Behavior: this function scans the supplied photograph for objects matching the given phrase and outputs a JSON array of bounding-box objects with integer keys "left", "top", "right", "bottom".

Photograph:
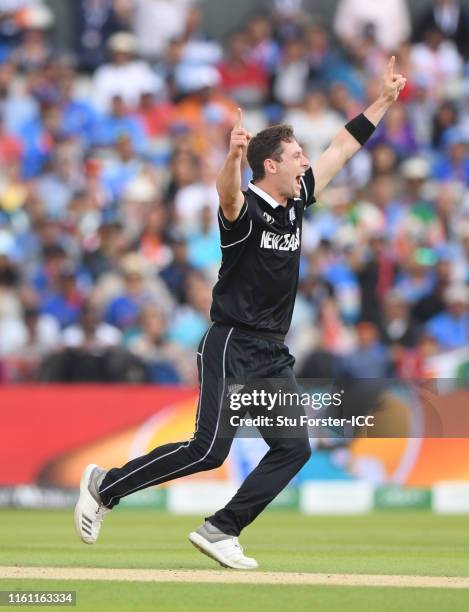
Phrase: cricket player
[{"left": 75, "top": 57, "right": 406, "bottom": 569}]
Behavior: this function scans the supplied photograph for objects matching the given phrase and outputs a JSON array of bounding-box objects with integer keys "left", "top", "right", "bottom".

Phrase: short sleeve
[
  {"left": 218, "top": 199, "right": 249, "bottom": 231},
  {"left": 300, "top": 167, "right": 316, "bottom": 208},
  {"left": 218, "top": 199, "right": 252, "bottom": 249}
]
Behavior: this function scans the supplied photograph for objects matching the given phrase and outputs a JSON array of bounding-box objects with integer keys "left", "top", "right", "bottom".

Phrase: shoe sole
[
  {"left": 188, "top": 532, "right": 257, "bottom": 570},
  {"left": 74, "top": 463, "right": 98, "bottom": 545}
]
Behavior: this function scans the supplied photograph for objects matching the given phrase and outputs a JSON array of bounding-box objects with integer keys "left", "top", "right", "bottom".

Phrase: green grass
[
  {"left": 0, "top": 581, "right": 468, "bottom": 612},
  {"left": 1, "top": 509, "right": 469, "bottom": 611}
]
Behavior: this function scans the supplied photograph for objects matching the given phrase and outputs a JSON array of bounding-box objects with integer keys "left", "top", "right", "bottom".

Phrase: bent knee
[
  {"left": 189, "top": 440, "right": 229, "bottom": 470},
  {"left": 280, "top": 438, "right": 312, "bottom": 464}
]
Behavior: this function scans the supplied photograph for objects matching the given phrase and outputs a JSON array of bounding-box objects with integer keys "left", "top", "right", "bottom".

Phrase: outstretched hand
[
  {"left": 229, "top": 108, "right": 252, "bottom": 158},
  {"left": 382, "top": 56, "right": 406, "bottom": 103}
]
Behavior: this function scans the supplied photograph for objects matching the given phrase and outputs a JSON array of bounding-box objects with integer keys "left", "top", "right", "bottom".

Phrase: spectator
[
  {"left": 73, "top": 0, "right": 131, "bottom": 73},
  {"left": 187, "top": 205, "right": 221, "bottom": 279},
  {"left": 298, "top": 334, "right": 341, "bottom": 378},
  {"left": 351, "top": 232, "right": 395, "bottom": 324},
  {"left": 57, "top": 66, "right": 100, "bottom": 148},
  {"left": 104, "top": 252, "right": 173, "bottom": 332},
  {"left": 285, "top": 89, "right": 344, "bottom": 160},
  {"left": 96, "top": 94, "right": 147, "bottom": 153},
  {"left": 406, "top": 72, "right": 435, "bottom": 147},
  {"left": 128, "top": 302, "right": 194, "bottom": 384},
  {"left": 100, "top": 133, "right": 145, "bottom": 203},
  {"left": 36, "top": 141, "right": 84, "bottom": 220},
  {"left": 0, "top": 231, "right": 22, "bottom": 319},
  {"left": 373, "top": 102, "right": 417, "bottom": 159},
  {"left": 334, "top": 0, "right": 411, "bottom": 52},
  {"left": 432, "top": 127, "right": 469, "bottom": 183},
  {"left": 414, "top": 0, "right": 469, "bottom": 60},
  {"left": 136, "top": 91, "right": 176, "bottom": 139},
  {"left": 410, "top": 27, "right": 463, "bottom": 95},
  {"left": 431, "top": 100, "right": 458, "bottom": 149},
  {"left": 245, "top": 14, "right": 281, "bottom": 74},
  {"left": 218, "top": 31, "right": 268, "bottom": 108},
  {"left": 413, "top": 257, "right": 452, "bottom": 323},
  {"left": 62, "top": 298, "right": 121, "bottom": 349},
  {"left": 132, "top": 0, "right": 190, "bottom": 61},
  {"left": 0, "top": 156, "right": 28, "bottom": 216},
  {"left": 0, "top": 112, "right": 22, "bottom": 165},
  {"left": 173, "top": 64, "right": 235, "bottom": 133},
  {"left": 341, "top": 321, "right": 392, "bottom": 378},
  {"left": 426, "top": 283, "right": 469, "bottom": 349},
  {"left": 366, "top": 174, "right": 405, "bottom": 238},
  {"left": 380, "top": 290, "right": 419, "bottom": 347},
  {"left": 178, "top": 4, "right": 223, "bottom": 69},
  {"left": 82, "top": 218, "right": 127, "bottom": 281},
  {"left": 11, "top": 4, "right": 53, "bottom": 71},
  {"left": 167, "top": 270, "right": 211, "bottom": 349},
  {"left": 135, "top": 199, "right": 171, "bottom": 271},
  {"left": 160, "top": 231, "right": 195, "bottom": 304},
  {"left": 92, "top": 31, "right": 162, "bottom": 113},
  {"left": 272, "top": 38, "right": 309, "bottom": 108},
  {"left": 19, "top": 100, "right": 65, "bottom": 178},
  {"left": 453, "top": 221, "right": 469, "bottom": 283},
  {"left": 174, "top": 154, "right": 219, "bottom": 230},
  {"left": 0, "top": 303, "right": 60, "bottom": 381},
  {"left": 394, "top": 249, "right": 436, "bottom": 305},
  {"left": 39, "top": 262, "right": 85, "bottom": 328},
  {"left": 154, "top": 38, "right": 186, "bottom": 102},
  {"left": 304, "top": 24, "right": 341, "bottom": 89}
]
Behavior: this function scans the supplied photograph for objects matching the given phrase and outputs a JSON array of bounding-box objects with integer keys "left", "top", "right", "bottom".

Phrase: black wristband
[{"left": 344, "top": 113, "right": 376, "bottom": 146}]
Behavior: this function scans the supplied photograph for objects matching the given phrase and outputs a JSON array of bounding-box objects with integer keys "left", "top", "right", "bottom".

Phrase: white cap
[
  {"left": 108, "top": 32, "right": 138, "bottom": 54},
  {"left": 123, "top": 174, "right": 158, "bottom": 203},
  {"left": 444, "top": 284, "right": 469, "bottom": 304},
  {"left": 22, "top": 5, "right": 54, "bottom": 30},
  {"left": 401, "top": 157, "right": 429, "bottom": 180},
  {"left": 175, "top": 65, "right": 220, "bottom": 92}
]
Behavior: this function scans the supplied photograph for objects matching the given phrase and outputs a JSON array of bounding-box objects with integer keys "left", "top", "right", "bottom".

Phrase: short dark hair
[{"left": 246, "top": 124, "right": 295, "bottom": 182}]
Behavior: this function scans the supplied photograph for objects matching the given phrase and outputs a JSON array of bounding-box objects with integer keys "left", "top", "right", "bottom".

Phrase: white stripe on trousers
[{"left": 100, "top": 325, "right": 233, "bottom": 503}]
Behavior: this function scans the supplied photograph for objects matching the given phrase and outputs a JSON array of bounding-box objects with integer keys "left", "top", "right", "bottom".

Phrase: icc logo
[{"left": 263, "top": 212, "right": 274, "bottom": 224}]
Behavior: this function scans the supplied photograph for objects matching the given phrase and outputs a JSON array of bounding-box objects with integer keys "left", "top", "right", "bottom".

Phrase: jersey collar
[{"left": 248, "top": 182, "right": 283, "bottom": 209}]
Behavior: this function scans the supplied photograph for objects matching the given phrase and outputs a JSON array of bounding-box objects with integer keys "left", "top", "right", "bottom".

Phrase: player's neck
[{"left": 251, "top": 180, "right": 288, "bottom": 207}]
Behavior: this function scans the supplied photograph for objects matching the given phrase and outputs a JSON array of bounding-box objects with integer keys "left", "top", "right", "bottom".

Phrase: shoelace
[
  {"left": 95, "top": 504, "right": 110, "bottom": 520},
  {"left": 231, "top": 537, "right": 244, "bottom": 554}
]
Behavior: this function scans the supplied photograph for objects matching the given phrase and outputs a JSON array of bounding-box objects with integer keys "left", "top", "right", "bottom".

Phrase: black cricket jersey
[{"left": 210, "top": 166, "right": 316, "bottom": 336}]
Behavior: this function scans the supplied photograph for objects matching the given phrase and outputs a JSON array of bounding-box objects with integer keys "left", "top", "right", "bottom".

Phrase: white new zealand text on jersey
[{"left": 260, "top": 228, "right": 300, "bottom": 251}]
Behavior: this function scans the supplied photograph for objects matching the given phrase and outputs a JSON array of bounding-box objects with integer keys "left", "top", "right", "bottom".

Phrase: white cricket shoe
[
  {"left": 188, "top": 522, "right": 258, "bottom": 570},
  {"left": 74, "top": 463, "right": 110, "bottom": 544}
]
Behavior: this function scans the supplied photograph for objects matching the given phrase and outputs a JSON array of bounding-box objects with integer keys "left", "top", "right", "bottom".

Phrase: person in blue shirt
[
  {"left": 58, "top": 70, "right": 100, "bottom": 148},
  {"left": 426, "top": 283, "right": 469, "bottom": 350},
  {"left": 95, "top": 94, "right": 147, "bottom": 154},
  {"left": 432, "top": 127, "right": 469, "bottom": 184}
]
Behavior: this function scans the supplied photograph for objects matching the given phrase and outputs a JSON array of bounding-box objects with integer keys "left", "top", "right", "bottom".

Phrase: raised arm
[
  {"left": 312, "top": 56, "right": 406, "bottom": 198},
  {"left": 216, "top": 108, "right": 252, "bottom": 222}
]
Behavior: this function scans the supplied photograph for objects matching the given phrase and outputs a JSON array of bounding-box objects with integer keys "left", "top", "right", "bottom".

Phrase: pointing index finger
[
  {"left": 235, "top": 107, "right": 243, "bottom": 129},
  {"left": 387, "top": 55, "right": 395, "bottom": 79}
]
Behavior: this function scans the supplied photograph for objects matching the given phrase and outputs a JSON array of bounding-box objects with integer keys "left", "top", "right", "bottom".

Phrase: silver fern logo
[{"left": 227, "top": 383, "right": 245, "bottom": 396}]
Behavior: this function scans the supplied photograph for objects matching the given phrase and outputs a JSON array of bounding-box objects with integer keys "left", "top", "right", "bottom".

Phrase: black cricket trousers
[{"left": 98, "top": 323, "right": 312, "bottom": 536}]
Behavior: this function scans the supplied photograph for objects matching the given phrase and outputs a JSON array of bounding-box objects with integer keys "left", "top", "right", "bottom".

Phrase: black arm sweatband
[{"left": 344, "top": 113, "right": 376, "bottom": 146}]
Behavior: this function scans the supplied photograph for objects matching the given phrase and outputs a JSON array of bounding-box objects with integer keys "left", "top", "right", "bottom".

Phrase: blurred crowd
[{"left": 1, "top": 0, "right": 469, "bottom": 384}]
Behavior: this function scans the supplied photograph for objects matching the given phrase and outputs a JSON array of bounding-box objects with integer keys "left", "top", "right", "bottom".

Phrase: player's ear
[{"left": 264, "top": 158, "right": 277, "bottom": 175}]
